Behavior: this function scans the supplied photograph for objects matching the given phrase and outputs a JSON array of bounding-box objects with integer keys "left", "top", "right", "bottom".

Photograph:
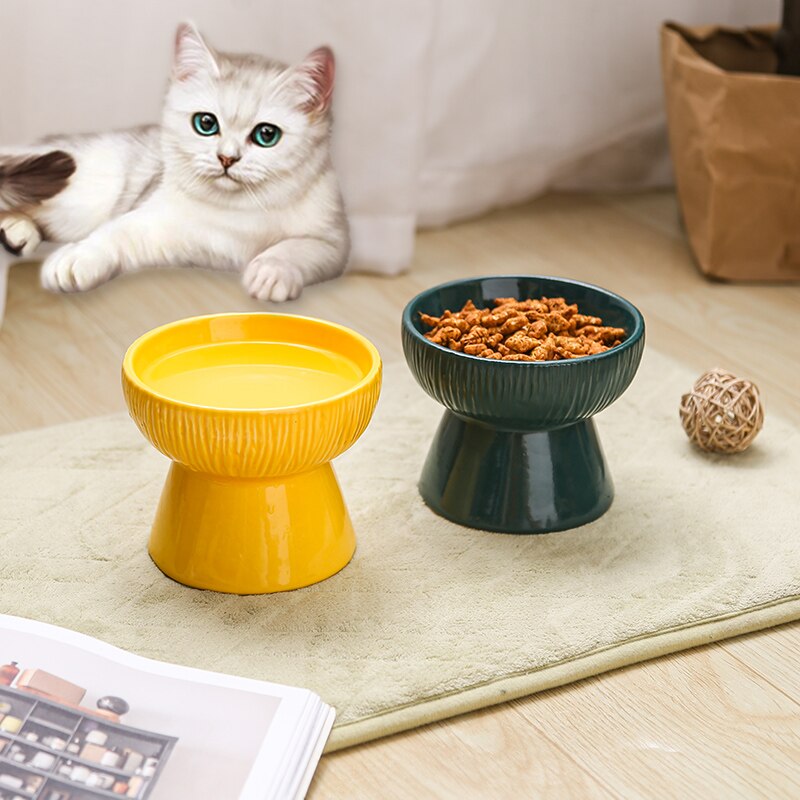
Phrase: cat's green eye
[
  {"left": 251, "top": 122, "right": 282, "bottom": 148},
  {"left": 192, "top": 112, "right": 219, "bottom": 136}
]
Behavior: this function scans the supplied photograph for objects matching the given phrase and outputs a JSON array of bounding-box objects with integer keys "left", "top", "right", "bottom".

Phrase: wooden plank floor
[{"left": 1, "top": 191, "right": 798, "bottom": 798}]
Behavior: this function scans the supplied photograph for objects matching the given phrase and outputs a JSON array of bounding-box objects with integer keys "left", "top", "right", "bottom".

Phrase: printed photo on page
[{"left": 0, "top": 615, "right": 334, "bottom": 800}]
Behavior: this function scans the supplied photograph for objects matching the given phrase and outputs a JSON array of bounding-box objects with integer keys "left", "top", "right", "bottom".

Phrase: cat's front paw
[
  {"left": 0, "top": 213, "right": 41, "bottom": 257},
  {"left": 41, "top": 243, "right": 118, "bottom": 293},
  {"left": 243, "top": 257, "right": 304, "bottom": 302}
]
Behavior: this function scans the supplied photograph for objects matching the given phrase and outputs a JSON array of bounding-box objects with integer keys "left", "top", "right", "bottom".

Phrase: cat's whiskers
[{"left": 242, "top": 182, "right": 271, "bottom": 216}]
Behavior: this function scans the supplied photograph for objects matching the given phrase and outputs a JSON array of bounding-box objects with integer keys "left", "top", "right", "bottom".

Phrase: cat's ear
[
  {"left": 293, "top": 47, "right": 335, "bottom": 116},
  {"left": 173, "top": 22, "right": 220, "bottom": 82}
]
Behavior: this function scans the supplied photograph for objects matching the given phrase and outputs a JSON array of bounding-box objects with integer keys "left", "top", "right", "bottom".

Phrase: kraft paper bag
[{"left": 661, "top": 22, "right": 800, "bottom": 282}]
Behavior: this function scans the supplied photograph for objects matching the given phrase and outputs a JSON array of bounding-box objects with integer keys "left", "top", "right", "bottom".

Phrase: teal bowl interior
[{"left": 402, "top": 275, "right": 646, "bottom": 431}]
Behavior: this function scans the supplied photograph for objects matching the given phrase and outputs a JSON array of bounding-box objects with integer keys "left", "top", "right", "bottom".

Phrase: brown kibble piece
[
  {"left": 477, "top": 348, "right": 501, "bottom": 359},
  {"left": 505, "top": 332, "right": 538, "bottom": 353},
  {"left": 430, "top": 326, "right": 461, "bottom": 344},
  {"left": 577, "top": 325, "right": 627, "bottom": 344},
  {"left": 462, "top": 326, "right": 489, "bottom": 345},
  {"left": 572, "top": 314, "right": 603, "bottom": 327},
  {"left": 499, "top": 315, "right": 528, "bottom": 336},
  {"left": 420, "top": 296, "right": 626, "bottom": 361},
  {"left": 544, "top": 312, "right": 571, "bottom": 334},
  {"left": 532, "top": 337, "right": 558, "bottom": 361},
  {"left": 526, "top": 319, "right": 548, "bottom": 339}
]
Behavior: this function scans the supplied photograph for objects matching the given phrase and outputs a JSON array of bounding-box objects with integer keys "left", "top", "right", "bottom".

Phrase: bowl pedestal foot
[
  {"left": 148, "top": 462, "right": 356, "bottom": 594},
  {"left": 419, "top": 410, "right": 614, "bottom": 534}
]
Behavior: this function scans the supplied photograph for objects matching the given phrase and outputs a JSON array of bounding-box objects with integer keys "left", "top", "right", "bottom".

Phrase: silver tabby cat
[{"left": 0, "top": 23, "right": 349, "bottom": 302}]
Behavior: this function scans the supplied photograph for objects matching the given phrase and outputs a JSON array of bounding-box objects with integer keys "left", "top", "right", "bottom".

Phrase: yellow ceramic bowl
[{"left": 122, "top": 313, "right": 382, "bottom": 594}]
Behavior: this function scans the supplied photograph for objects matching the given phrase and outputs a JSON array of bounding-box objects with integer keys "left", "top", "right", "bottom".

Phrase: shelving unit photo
[{"left": 0, "top": 686, "right": 177, "bottom": 800}]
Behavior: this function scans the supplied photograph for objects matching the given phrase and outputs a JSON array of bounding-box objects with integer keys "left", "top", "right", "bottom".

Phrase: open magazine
[{"left": 0, "top": 615, "right": 333, "bottom": 800}]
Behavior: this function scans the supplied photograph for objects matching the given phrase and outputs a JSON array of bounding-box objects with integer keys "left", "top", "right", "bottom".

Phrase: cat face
[{"left": 162, "top": 24, "right": 334, "bottom": 198}]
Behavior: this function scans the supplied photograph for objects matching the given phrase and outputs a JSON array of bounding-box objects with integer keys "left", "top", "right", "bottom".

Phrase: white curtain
[{"left": 0, "top": 0, "right": 779, "bottom": 278}]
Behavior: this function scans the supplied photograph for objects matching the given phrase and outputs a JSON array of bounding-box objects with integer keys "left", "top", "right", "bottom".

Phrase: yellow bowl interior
[{"left": 125, "top": 313, "right": 379, "bottom": 412}]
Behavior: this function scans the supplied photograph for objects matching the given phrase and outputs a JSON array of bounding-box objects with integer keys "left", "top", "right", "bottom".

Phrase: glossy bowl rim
[
  {"left": 402, "top": 274, "right": 645, "bottom": 367},
  {"left": 122, "top": 312, "right": 382, "bottom": 415}
]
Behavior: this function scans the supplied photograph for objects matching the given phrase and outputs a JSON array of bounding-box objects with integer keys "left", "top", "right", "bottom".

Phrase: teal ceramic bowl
[{"left": 401, "top": 275, "right": 645, "bottom": 534}]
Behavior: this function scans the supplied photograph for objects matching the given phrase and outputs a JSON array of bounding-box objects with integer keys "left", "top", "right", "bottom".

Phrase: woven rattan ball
[{"left": 679, "top": 368, "right": 764, "bottom": 454}]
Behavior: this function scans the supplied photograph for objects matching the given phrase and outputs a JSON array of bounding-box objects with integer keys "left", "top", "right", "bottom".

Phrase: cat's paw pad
[
  {"left": 40, "top": 243, "right": 117, "bottom": 293},
  {"left": 243, "top": 257, "right": 304, "bottom": 302},
  {"left": 0, "top": 214, "right": 41, "bottom": 257}
]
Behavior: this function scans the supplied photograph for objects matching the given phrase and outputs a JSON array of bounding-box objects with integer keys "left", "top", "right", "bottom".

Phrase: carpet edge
[{"left": 325, "top": 594, "right": 800, "bottom": 752}]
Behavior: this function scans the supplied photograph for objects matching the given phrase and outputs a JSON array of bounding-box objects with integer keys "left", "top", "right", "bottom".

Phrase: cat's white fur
[{"left": 0, "top": 24, "right": 349, "bottom": 302}]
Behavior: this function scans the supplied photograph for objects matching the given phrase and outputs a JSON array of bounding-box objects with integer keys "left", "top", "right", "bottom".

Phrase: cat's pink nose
[{"left": 218, "top": 154, "right": 240, "bottom": 170}]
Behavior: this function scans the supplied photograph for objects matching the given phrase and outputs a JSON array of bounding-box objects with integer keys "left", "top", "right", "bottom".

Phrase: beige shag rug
[{"left": 0, "top": 350, "right": 798, "bottom": 751}]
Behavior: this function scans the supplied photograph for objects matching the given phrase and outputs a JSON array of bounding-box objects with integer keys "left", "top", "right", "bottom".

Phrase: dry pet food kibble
[{"left": 420, "top": 296, "right": 626, "bottom": 361}]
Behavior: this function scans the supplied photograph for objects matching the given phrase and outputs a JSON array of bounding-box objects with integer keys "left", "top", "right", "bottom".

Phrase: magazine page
[{"left": 0, "top": 614, "right": 332, "bottom": 800}]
